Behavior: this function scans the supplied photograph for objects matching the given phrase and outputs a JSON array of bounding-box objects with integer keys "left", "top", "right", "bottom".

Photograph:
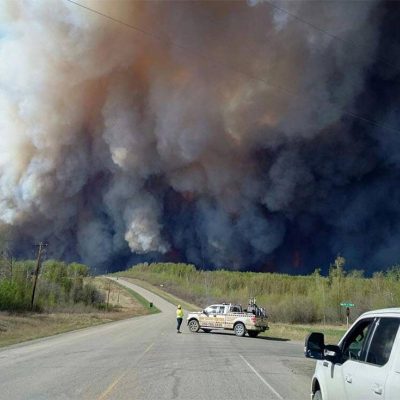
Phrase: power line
[
  {"left": 64, "top": 0, "right": 296, "bottom": 96},
  {"left": 65, "top": 0, "right": 400, "bottom": 135},
  {"left": 65, "top": 0, "right": 187, "bottom": 49},
  {"left": 265, "top": 1, "right": 359, "bottom": 47},
  {"left": 264, "top": 0, "right": 397, "bottom": 71}
]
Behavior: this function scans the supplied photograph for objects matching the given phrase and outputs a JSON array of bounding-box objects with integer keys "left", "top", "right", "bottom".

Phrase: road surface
[{"left": 0, "top": 278, "right": 315, "bottom": 399}]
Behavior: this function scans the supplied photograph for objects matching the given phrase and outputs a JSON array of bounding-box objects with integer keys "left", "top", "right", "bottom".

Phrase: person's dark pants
[{"left": 177, "top": 317, "right": 183, "bottom": 332}]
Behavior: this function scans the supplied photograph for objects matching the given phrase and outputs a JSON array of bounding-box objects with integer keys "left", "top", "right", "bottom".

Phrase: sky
[{"left": 0, "top": 0, "right": 399, "bottom": 274}]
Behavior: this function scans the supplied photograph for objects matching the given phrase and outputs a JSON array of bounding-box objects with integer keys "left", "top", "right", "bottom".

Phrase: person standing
[{"left": 176, "top": 305, "right": 183, "bottom": 333}]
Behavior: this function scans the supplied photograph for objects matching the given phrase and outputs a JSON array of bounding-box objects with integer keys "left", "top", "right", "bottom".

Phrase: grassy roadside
[
  {"left": 117, "top": 277, "right": 199, "bottom": 311},
  {"left": 0, "top": 278, "right": 153, "bottom": 348},
  {"left": 264, "top": 323, "right": 347, "bottom": 344},
  {"left": 0, "top": 270, "right": 347, "bottom": 348},
  {"left": 111, "top": 279, "right": 160, "bottom": 314},
  {"left": 117, "top": 275, "right": 347, "bottom": 343}
]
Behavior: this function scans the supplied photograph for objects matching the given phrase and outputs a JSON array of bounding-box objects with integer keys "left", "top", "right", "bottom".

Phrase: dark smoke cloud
[{"left": 0, "top": 0, "right": 399, "bottom": 274}]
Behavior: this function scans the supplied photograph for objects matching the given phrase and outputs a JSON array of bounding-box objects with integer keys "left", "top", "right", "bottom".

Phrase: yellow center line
[
  {"left": 142, "top": 342, "right": 155, "bottom": 355},
  {"left": 97, "top": 342, "right": 155, "bottom": 400},
  {"left": 97, "top": 373, "right": 127, "bottom": 400}
]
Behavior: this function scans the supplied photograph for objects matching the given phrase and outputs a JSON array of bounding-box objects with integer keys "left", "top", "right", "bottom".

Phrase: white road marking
[{"left": 240, "top": 354, "right": 284, "bottom": 400}]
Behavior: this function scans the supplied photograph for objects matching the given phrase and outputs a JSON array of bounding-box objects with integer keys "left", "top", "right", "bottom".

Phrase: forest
[{"left": 118, "top": 257, "right": 400, "bottom": 324}]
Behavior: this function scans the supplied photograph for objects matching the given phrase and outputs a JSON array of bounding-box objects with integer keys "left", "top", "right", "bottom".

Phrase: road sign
[{"left": 340, "top": 302, "right": 355, "bottom": 307}]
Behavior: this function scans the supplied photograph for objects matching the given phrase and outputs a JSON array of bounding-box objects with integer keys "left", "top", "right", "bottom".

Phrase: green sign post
[{"left": 340, "top": 302, "right": 355, "bottom": 328}]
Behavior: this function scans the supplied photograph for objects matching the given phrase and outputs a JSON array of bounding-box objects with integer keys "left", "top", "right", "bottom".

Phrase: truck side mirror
[
  {"left": 203, "top": 309, "right": 208, "bottom": 315},
  {"left": 324, "top": 345, "right": 342, "bottom": 364},
  {"left": 305, "top": 332, "right": 325, "bottom": 360}
]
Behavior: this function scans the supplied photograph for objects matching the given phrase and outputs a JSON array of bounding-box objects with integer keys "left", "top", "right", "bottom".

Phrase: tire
[
  {"left": 188, "top": 319, "right": 200, "bottom": 333},
  {"left": 202, "top": 329, "right": 211, "bottom": 333},
  {"left": 248, "top": 331, "right": 259, "bottom": 338},
  {"left": 234, "top": 322, "right": 246, "bottom": 337},
  {"left": 313, "top": 390, "right": 322, "bottom": 400}
]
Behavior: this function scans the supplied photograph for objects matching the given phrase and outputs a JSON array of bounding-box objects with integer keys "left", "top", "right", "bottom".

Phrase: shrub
[{"left": 0, "top": 260, "right": 104, "bottom": 312}]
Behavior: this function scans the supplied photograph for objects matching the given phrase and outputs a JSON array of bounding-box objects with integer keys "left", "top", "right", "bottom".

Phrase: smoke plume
[{"left": 0, "top": 0, "right": 399, "bottom": 273}]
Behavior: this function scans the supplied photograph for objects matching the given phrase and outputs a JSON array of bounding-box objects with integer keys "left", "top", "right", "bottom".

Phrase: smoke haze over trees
[{"left": 0, "top": 0, "right": 399, "bottom": 273}]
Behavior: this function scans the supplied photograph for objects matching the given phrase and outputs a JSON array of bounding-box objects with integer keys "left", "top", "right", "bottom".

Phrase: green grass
[
  {"left": 111, "top": 279, "right": 161, "bottom": 314},
  {"left": 0, "top": 277, "right": 156, "bottom": 348},
  {"left": 265, "top": 323, "right": 347, "bottom": 344},
  {"left": 117, "top": 277, "right": 199, "bottom": 312}
]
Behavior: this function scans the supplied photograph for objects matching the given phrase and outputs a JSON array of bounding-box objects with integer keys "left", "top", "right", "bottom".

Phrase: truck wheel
[
  {"left": 188, "top": 319, "right": 200, "bottom": 333},
  {"left": 248, "top": 331, "right": 259, "bottom": 338},
  {"left": 313, "top": 390, "right": 322, "bottom": 400},
  {"left": 234, "top": 322, "right": 246, "bottom": 337}
]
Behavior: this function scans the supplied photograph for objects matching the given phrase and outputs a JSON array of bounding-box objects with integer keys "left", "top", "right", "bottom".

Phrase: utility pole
[
  {"left": 30, "top": 242, "right": 48, "bottom": 311},
  {"left": 106, "top": 280, "right": 111, "bottom": 311},
  {"left": 0, "top": 240, "right": 12, "bottom": 280},
  {"left": 9, "top": 256, "right": 13, "bottom": 281}
]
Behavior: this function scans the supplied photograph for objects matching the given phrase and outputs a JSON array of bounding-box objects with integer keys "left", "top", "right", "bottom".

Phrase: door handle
[
  {"left": 372, "top": 385, "right": 383, "bottom": 395},
  {"left": 323, "top": 361, "right": 329, "bottom": 367},
  {"left": 345, "top": 375, "right": 352, "bottom": 384}
]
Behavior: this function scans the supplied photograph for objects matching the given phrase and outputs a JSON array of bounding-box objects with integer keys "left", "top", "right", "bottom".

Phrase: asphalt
[{"left": 0, "top": 277, "right": 315, "bottom": 400}]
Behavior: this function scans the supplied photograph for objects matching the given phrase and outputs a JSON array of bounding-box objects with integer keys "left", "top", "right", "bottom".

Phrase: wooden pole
[
  {"left": 106, "top": 281, "right": 111, "bottom": 311},
  {"left": 30, "top": 242, "right": 46, "bottom": 310},
  {"left": 9, "top": 257, "right": 13, "bottom": 281}
]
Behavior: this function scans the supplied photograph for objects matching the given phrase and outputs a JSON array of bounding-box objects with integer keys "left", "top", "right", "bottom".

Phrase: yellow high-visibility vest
[{"left": 176, "top": 308, "right": 184, "bottom": 318}]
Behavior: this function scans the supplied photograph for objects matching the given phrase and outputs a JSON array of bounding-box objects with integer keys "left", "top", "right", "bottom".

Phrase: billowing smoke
[{"left": 0, "top": 0, "right": 399, "bottom": 273}]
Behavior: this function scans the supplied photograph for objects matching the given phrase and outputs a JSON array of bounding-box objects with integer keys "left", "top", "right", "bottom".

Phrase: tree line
[
  {"left": 119, "top": 258, "right": 400, "bottom": 324},
  {"left": 0, "top": 258, "right": 105, "bottom": 312}
]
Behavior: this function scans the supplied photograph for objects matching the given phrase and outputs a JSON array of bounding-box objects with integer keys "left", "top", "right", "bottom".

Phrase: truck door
[
  {"left": 320, "top": 318, "right": 375, "bottom": 400},
  {"left": 200, "top": 306, "right": 217, "bottom": 327},
  {"left": 214, "top": 305, "right": 226, "bottom": 328},
  {"left": 201, "top": 305, "right": 218, "bottom": 327},
  {"left": 343, "top": 317, "right": 400, "bottom": 400},
  {"left": 385, "top": 322, "right": 400, "bottom": 400}
]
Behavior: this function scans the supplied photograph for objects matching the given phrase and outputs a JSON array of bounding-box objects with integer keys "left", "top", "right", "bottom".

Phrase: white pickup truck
[
  {"left": 305, "top": 308, "right": 400, "bottom": 400},
  {"left": 187, "top": 300, "right": 268, "bottom": 337}
]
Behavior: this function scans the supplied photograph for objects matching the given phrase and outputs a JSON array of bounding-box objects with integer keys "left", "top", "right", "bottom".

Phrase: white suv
[{"left": 305, "top": 308, "right": 400, "bottom": 399}]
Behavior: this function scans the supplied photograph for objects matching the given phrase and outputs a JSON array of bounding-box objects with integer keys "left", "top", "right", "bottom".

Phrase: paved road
[{"left": 0, "top": 278, "right": 315, "bottom": 400}]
